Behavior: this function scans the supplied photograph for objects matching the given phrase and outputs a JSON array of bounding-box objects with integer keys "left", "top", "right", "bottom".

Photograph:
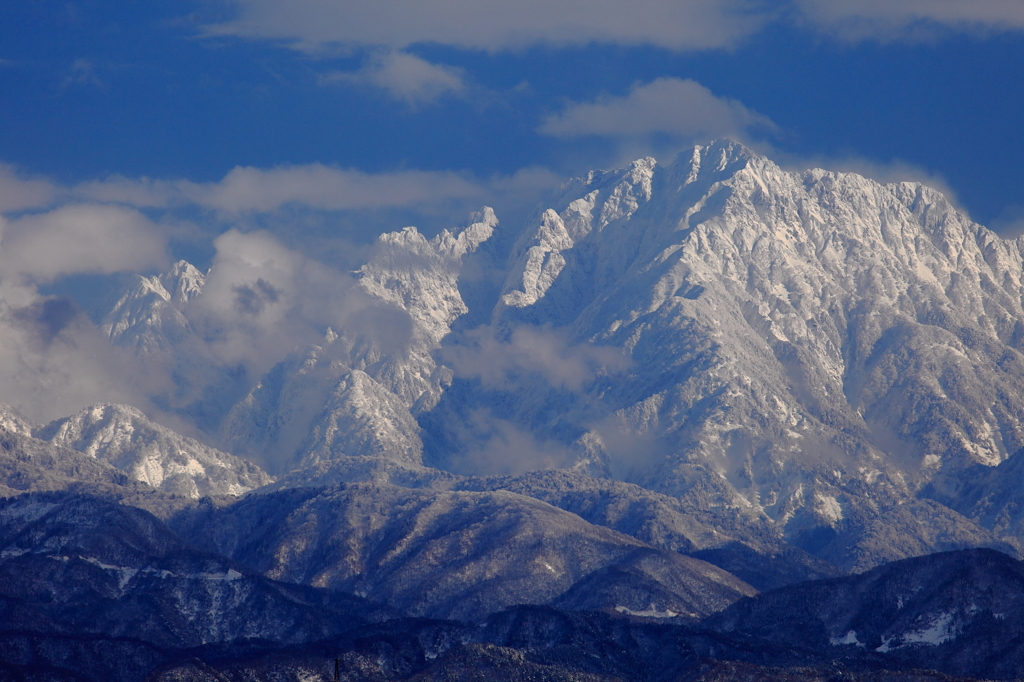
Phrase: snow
[
  {"left": 829, "top": 631, "right": 864, "bottom": 647},
  {"left": 615, "top": 604, "right": 682, "bottom": 619},
  {"left": 37, "top": 403, "right": 270, "bottom": 497},
  {"left": 901, "top": 611, "right": 958, "bottom": 646},
  {"left": 79, "top": 139, "right": 1024, "bottom": 569}
]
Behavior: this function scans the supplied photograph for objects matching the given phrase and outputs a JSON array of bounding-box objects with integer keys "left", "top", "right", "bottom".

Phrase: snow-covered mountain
[
  {"left": 35, "top": 404, "right": 270, "bottom": 497},
  {"left": 103, "top": 260, "right": 204, "bottom": 354},
  {"left": 10, "top": 140, "right": 1024, "bottom": 681},
  {"left": 217, "top": 211, "right": 494, "bottom": 474},
  {"left": 172, "top": 481, "right": 755, "bottom": 621},
  {"left": 424, "top": 140, "right": 1024, "bottom": 569},
  {"left": 219, "top": 344, "right": 425, "bottom": 474},
  {"left": 76, "top": 140, "right": 1024, "bottom": 572}
]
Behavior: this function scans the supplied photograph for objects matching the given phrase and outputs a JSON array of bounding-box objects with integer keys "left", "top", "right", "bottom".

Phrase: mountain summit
[
  {"left": 71, "top": 141, "right": 1024, "bottom": 572},
  {"left": 428, "top": 140, "right": 1024, "bottom": 569}
]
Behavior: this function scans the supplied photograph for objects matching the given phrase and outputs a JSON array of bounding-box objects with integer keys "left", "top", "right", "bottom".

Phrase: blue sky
[{"left": 2, "top": 0, "right": 1024, "bottom": 268}]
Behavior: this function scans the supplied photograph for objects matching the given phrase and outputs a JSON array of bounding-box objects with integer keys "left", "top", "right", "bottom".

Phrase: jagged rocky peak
[
  {"left": 500, "top": 157, "right": 656, "bottom": 311},
  {"left": 35, "top": 403, "right": 270, "bottom": 498},
  {"left": 426, "top": 139, "right": 1024, "bottom": 569},
  {"left": 0, "top": 403, "right": 33, "bottom": 437},
  {"left": 354, "top": 208, "right": 497, "bottom": 407},
  {"left": 160, "top": 260, "right": 205, "bottom": 303},
  {"left": 220, "top": 210, "right": 495, "bottom": 475},
  {"left": 359, "top": 207, "right": 497, "bottom": 344},
  {"left": 103, "top": 259, "right": 205, "bottom": 352},
  {"left": 219, "top": 339, "right": 425, "bottom": 475},
  {"left": 294, "top": 368, "right": 424, "bottom": 469}
]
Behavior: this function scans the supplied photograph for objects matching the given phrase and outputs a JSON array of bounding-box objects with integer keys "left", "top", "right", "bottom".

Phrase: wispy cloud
[
  {"left": 0, "top": 287, "right": 166, "bottom": 423},
  {"left": 204, "top": 0, "right": 771, "bottom": 52},
  {"left": 438, "top": 407, "right": 578, "bottom": 476},
  {"left": 62, "top": 58, "right": 105, "bottom": 89},
  {"left": 539, "top": 78, "right": 775, "bottom": 143},
  {"left": 185, "top": 165, "right": 483, "bottom": 213},
  {"left": 69, "top": 165, "right": 485, "bottom": 215},
  {"left": 320, "top": 52, "right": 466, "bottom": 105},
  {"left": 443, "top": 325, "right": 628, "bottom": 393},
  {"left": 187, "top": 229, "right": 414, "bottom": 379},
  {"left": 206, "top": 0, "right": 1024, "bottom": 54},
  {"left": 796, "top": 0, "right": 1024, "bottom": 41}
]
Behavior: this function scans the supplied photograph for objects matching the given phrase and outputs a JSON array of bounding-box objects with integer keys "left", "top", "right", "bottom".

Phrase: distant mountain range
[{"left": 5, "top": 141, "right": 1024, "bottom": 679}]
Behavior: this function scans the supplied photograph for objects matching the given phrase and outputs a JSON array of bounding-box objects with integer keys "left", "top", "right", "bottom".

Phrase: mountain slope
[
  {"left": 86, "top": 140, "right": 1024, "bottom": 573},
  {"left": 216, "top": 212, "right": 494, "bottom": 474},
  {"left": 425, "top": 140, "right": 1024, "bottom": 570},
  {"left": 102, "top": 261, "right": 204, "bottom": 355},
  {"left": 0, "top": 409, "right": 139, "bottom": 498},
  {"left": 0, "top": 492, "right": 396, "bottom": 648},
  {"left": 36, "top": 403, "right": 270, "bottom": 498},
  {"left": 170, "top": 482, "right": 756, "bottom": 622},
  {"left": 707, "top": 548, "right": 1024, "bottom": 680}
]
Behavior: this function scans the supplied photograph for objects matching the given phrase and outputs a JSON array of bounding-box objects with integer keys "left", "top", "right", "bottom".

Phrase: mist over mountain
[
  {"left": 7, "top": 141, "right": 1024, "bottom": 679},
  {"left": 13, "top": 139, "right": 1024, "bottom": 571}
]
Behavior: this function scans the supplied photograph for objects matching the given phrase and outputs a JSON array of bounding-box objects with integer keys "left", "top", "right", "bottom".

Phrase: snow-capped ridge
[
  {"left": 36, "top": 403, "right": 269, "bottom": 497},
  {"left": 218, "top": 210, "right": 495, "bottom": 475},
  {"left": 431, "top": 139, "right": 1024, "bottom": 569},
  {"left": 103, "top": 259, "right": 205, "bottom": 353}
]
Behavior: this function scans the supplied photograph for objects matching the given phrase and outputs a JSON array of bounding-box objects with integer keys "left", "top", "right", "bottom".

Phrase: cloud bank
[
  {"left": 206, "top": 0, "right": 768, "bottom": 52},
  {"left": 207, "top": 0, "right": 1024, "bottom": 54},
  {"left": 0, "top": 286, "right": 167, "bottom": 424},
  {"left": 539, "top": 78, "right": 775, "bottom": 142},
  {"left": 0, "top": 204, "right": 169, "bottom": 283},
  {"left": 68, "top": 165, "right": 488, "bottom": 216},
  {"left": 0, "top": 164, "right": 56, "bottom": 213},
  {"left": 797, "top": 0, "right": 1024, "bottom": 40},
  {"left": 444, "top": 325, "right": 628, "bottom": 393}
]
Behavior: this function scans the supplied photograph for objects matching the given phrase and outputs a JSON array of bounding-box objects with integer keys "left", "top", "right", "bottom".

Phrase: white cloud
[
  {"left": 440, "top": 407, "right": 578, "bottom": 476},
  {"left": 206, "top": 0, "right": 769, "bottom": 52},
  {"left": 539, "top": 78, "right": 774, "bottom": 141},
  {"left": 0, "top": 204, "right": 169, "bottom": 283},
  {"left": 444, "top": 325, "right": 628, "bottom": 393},
  {"left": 179, "top": 164, "right": 484, "bottom": 214},
  {"left": 187, "top": 229, "right": 409, "bottom": 377},
  {"left": 796, "top": 0, "right": 1024, "bottom": 40},
  {"left": 986, "top": 204, "right": 1024, "bottom": 237},
  {"left": 0, "top": 165, "right": 56, "bottom": 213},
  {"left": 321, "top": 52, "right": 465, "bottom": 105},
  {"left": 73, "top": 175, "right": 177, "bottom": 208},
  {"left": 63, "top": 58, "right": 105, "bottom": 89},
  {"left": 0, "top": 284, "right": 167, "bottom": 424},
  {"left": 205, "top": 0, "right": 1024, "bottom": 53},
  {"left": 70, "top": 164, "right": 487, "bottom": 215},
  {"left": 0, "top": 161, "right": 562, "bottom": 267}
]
